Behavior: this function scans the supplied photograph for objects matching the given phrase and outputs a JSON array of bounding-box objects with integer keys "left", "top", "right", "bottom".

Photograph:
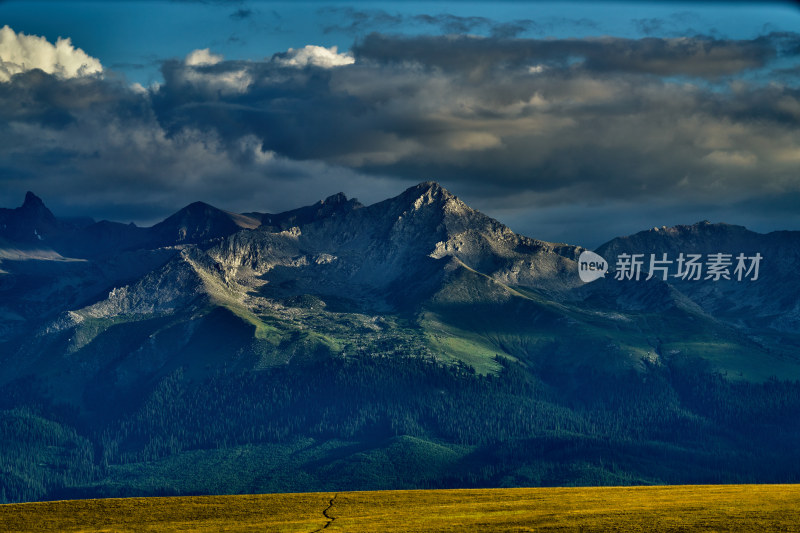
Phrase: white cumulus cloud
[
  {"left": 274, "top": 45, "right": 355, "bottom": 68},
  {"left": 180, "top": 49, "right": 251, "bottom": 95},
  {"left": 0, "top": 25, "right": 102, "bottom": 82},
  {"left": 185, "top": 48, "right": 223, "bottom": 66}
]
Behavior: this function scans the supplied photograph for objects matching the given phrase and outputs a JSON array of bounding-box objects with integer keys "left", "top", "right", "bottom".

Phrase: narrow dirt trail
[{"left": 310, "top": 493, "right": 338, "bottom": 532}]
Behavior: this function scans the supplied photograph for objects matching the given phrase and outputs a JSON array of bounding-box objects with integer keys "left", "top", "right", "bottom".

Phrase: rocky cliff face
[
  {"left": 201, "top": 182, "right": 585, "bottom": 313},
  {"left": 1, "top": 182, "right": 799, "bottom": 402}
]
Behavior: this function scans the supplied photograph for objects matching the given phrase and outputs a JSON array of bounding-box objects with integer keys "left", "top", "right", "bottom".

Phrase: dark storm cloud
[
  {"left": 3, "top": 31, "right": 800, "bottom": 240},
  {"left": 0, "top": 66, "right": 386, "bottom": 223},
  {"left": 353, "top": 33, "right": 790, "bottom": 77},
  {"left": 489, "top": 20, "right": 539, "bottom": 39},
  {"left": 144, "top": 33, "right": 800, "bottom": 210},
  {"left": 0, "top": 69, "right": 145, "bottom": 127}
]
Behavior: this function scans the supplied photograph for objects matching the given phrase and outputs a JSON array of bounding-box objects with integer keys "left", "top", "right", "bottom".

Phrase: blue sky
[
  {"left": 1, "top": 1, "right": 799, "bottom": 246},
  {"left": 3, "top": 1, "right": 797, "bottom": 85}
]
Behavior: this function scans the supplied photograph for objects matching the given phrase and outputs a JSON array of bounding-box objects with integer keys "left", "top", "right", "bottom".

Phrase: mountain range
[{"left": 1, "top": 183, "right": 799, "bottom": 503}]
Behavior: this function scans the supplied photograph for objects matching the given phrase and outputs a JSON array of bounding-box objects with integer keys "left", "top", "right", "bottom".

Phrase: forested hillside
[
  {"left": 3, "top": 354, "right": 800, "bottom": 503},
  {"left": 1, "top": 185, "right": 800, "bottom": 503}
]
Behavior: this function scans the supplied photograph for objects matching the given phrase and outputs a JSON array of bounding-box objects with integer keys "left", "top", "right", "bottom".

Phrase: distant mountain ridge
[
  {"left": 1, "top": 182, "right": 797, "bottom": 386},
  {"left": 597, "top": 221, "right": 800, "bottom": 333},
  {"left": 2, "top": 183, "right": 800, "bottom": 503},
  {"left": 245, "top": 191, "right": 363, "bottom": 231}
]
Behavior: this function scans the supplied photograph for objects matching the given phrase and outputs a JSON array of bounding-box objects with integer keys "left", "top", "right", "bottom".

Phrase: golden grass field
[{"left": 2, "top": 484, "right": 800, "bottom": 532}]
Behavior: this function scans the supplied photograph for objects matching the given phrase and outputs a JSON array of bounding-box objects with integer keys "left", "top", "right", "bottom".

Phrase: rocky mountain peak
[
  {"left": 148, "top": 200, "right": 261, "bottom": 245},
  {"left": 249, "top": 192, "right": 363, "bottom": 231},
  {"left": 183, "top": 200, "right": 214, "bottom": 211},
  {"left": 20, "top": 191, "right": 56, "bottom": 222},
  {"left": 321, "top": 192, "right": 349, "bottom": 205},
  {"left": 0, "top": 191, "right": 59, "bottom": 242},
  {"left": 392, "top": 182, "right": 469, "bottom": 219},
  {"left": 600, "top": 220, "right": 755, "bottom": 250},
  {"left": 157, "top": 201, "right": 222, "bottom": 228},
  {"left": 405, "top": 181, "right": 453, "bottom": 203},
  {"left": 315, "top": 192, "right": 362, "bottom": 216},
  {"left": 23, "top": 191, "right": 47, "bottom": 210}
]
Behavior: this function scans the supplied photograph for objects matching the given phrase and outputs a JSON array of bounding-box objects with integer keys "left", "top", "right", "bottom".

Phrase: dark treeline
[{"left": 2, "top": 354, "right": 800, "bottom": 503}]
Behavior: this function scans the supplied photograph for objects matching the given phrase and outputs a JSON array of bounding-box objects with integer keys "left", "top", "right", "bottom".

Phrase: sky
[{"left": 0, "top": 0, "right": 799, "bottom": 247}]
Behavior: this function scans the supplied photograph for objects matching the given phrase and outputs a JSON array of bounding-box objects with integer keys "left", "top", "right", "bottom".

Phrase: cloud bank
[
  {"left": 152, "top": 33, "right": 800, "bottom": 206},
  {"left": 1, "top": 27, "right": 799, "bottom": 244}
]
